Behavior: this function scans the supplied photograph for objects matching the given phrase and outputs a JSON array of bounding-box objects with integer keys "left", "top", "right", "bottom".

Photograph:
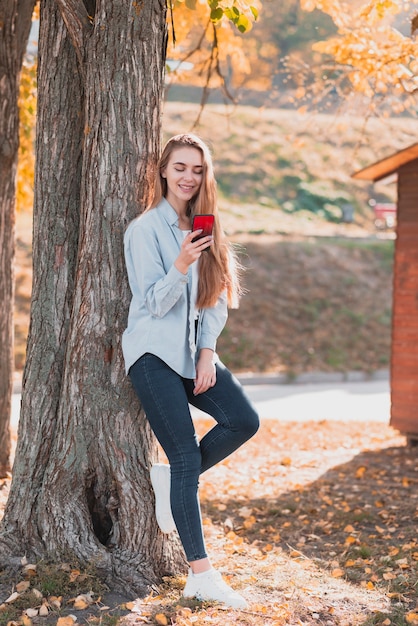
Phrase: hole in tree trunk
[{"left": 86, "top": 482, "right": 114, "bottom": 546}]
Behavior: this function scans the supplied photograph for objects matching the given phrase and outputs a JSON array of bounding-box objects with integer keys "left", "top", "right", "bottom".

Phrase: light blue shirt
[{"left": 122, "top": 198, "right": 228, "bottom": 378}]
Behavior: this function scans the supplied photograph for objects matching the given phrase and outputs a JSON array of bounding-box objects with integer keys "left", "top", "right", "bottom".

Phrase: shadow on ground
[{"left": 201, "top": 442, "right": 418, "bottom": 624}]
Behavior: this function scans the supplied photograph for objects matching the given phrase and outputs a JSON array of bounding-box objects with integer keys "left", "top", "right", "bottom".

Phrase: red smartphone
[{"left": 192, "top": 214, "right": 214, "bottom": 243}]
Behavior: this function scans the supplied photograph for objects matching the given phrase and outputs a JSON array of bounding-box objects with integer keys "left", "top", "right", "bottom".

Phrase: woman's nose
[{"left": 182, "top": 170, "right": 193, "bottom": 180}]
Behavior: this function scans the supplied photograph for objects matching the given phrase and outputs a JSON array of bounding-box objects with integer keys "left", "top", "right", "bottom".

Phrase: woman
[{"left": 122, "top": 133, "right": 259, "bottom": 609}]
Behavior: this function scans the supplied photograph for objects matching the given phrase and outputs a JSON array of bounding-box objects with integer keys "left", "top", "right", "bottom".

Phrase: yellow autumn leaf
[
  {"left": 344, "top": 535, "right": 357, "bottom": 545},
  {"left": 406, "top": 612, "right": 418, "bottom": 625},
  {"left": 73, "top": 598, "right": 89, "bottom": 610},
  {"left": 243, "top": 515, "right": 257, "bottom": 529},
  {"left": 22, "top": 564, "right": 37, "bottom": 578},
  {"left": 72, "top": 594, "right": 94, "bottom": 610},
  {"left": 295, "top": 86, "right": 306, "bottom": 99},
  {"left": 125, "top": 601, "right": 136, "bottom": 610},
  {"left": 5, "top": 592, "right": 19, "bottom": 604},
  {"left": 16, "top": 581, "right": 30, "bottom": 593},
  {"left": 69, "top": 570, "right": 81, "bottom": 583},
  {"left": 155, "top": 614, "right": 168, "bottom": 626},
  {"left": 344, "top": 525, "right": 355, "bottom": 533},
  {"left": 345, "top": 559, "right": 356, "bottom": 567},
  {"left": 56, "top": 617, "right": 77, "bottom": 626},
  {"left": 355, "top": 466, "right": 367, "bottom": 478},
  {"left": 48, "top": 596, "right": 62, "bottom": 609},
  {"left": 331, "top": 568, "right": 344, "bottom": 578}
]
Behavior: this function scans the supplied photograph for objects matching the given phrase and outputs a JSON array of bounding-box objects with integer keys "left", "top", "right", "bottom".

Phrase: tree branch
[
  {"left": 54, "top": 0, "right": 92, "bottom": 75},
  {"left": 192, "top": 23, "right": 236, "bottom": 129}
]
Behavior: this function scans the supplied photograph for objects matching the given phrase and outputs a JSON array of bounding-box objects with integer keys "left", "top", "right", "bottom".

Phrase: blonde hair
[{"left": 149, "top": 133, "right": 242, "bottom": 309}]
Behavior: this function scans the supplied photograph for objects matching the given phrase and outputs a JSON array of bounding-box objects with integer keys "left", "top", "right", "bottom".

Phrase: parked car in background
[{"left": 369, "top": 200, "right": 397, "bottom": 230}]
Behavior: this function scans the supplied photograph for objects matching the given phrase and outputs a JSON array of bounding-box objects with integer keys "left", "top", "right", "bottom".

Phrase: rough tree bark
[
  {"left": 0, "top": 0, "right": 186, "bottom": 594},
  {"left": 0, "top": 0, "right": 36, "bottom": 477}
]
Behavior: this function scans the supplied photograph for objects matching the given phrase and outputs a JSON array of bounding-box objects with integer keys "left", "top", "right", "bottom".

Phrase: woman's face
[{"left": 162, "top": 146, "right": 203, "bottom": 212}]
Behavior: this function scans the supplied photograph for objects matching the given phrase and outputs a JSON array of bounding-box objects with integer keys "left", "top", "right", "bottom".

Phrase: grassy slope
[
  {"left": 163, "top": 102, "right": 416, "bottom": 219},
  {"left": 219, "top": 236, "right": 393, "bottom": 375},
  {"left": 15, "top": 103, "right": 405, "bottom": 375}
]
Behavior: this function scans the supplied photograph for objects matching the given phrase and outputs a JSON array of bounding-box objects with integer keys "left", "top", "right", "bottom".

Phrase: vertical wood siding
[{"left": 390, "top": 159, "right": 418, "bottom": 434}]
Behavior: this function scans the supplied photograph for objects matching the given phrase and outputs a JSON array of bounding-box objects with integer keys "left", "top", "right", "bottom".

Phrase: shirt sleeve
[
  {"left": 199, "top": 290, "right": 228, "bottom": 352},
  {"left": 125, "top": 218, "right": 188, "bottom": 319}
]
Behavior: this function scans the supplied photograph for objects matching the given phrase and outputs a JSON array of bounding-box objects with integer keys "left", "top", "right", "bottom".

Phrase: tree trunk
[
  {"left": 0, "top": 0, "right": 186, "bottom": 594},
  {"left": 0, "top": 0, "right": 36, "bottom": 477}
]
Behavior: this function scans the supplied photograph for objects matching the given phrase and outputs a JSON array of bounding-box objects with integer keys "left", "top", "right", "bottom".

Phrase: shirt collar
[{"left": 157, "top": 197, "right": 181, "bottom": 228}]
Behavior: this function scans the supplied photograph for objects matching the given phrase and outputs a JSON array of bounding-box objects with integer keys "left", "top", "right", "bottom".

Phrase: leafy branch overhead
[
  {"left": 301, "top": 0, "right": 418, "bottom": 103},
  {"left": 166, "top": 0, "right": 259, "bottom": 124},
  {"left": 179, "top": 0, "right": 258, "bottom": 33},
  {"left": 208, "top": 0, "right": 258, "bottom": 33}
]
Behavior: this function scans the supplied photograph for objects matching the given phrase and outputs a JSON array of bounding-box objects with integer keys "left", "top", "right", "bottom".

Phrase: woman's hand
[
  {"left": 174, "top": 230, "right": 213, "bottom": 275},
  {"left": 193, "top": 348, "right": 216, "bottom": 395}
]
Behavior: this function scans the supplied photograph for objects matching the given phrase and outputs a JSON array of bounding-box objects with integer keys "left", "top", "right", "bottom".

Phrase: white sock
[{"left": 191, "top": 567, "right": 213, "bottom": 577}]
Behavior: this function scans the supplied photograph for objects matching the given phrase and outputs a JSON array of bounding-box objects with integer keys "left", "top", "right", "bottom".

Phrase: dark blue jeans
[{"left": 129, "top": 353, "right": 260, "bottom": 561}]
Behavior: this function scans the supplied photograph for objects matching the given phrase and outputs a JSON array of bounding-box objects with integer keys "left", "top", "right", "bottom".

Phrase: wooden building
[{"left": 353, "top": 143, "right": 418, "bottom": 440}]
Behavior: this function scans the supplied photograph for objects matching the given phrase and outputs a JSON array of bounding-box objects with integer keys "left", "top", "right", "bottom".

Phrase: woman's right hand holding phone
[{"left": 174, "top": 230, "right": 213, "bottom": 275}]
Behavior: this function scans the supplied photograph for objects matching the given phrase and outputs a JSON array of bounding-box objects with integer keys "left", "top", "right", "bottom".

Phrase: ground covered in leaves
[{"left": 2, "top": 417, "right": 418, "bottom": 626}]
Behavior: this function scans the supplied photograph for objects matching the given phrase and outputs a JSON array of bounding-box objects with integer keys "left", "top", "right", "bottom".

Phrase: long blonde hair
[{"left": 149, "top": 133, "right": 242, "bottom": 309}]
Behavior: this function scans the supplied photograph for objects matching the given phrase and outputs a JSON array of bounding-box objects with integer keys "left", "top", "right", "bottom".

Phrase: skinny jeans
[{"left": 129, "top": 353, "right": 260, "bottom": 561}]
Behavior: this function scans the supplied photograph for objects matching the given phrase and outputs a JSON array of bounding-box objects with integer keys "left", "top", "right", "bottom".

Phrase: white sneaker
[
  {"left": 183, "top": 567, "right": 248, "bottom": 609},
  {"left": 150, "top": 464, "right": 176, "bottom": 534}
]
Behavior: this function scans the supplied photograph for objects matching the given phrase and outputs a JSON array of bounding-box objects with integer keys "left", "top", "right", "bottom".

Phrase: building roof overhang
[{"left": 352, "top": 143, "right": 418, "bottom": 182}]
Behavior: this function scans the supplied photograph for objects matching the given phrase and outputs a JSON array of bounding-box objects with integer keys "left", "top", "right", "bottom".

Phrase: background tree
[
  {"left": 0, "top": 0, "right": 36, "bottom": 478},
  {"left": 165, "top": 0, "right": 337, "bottom": 109},
  {"left": 299, "top": 0, "right": 418, "bottom": 114},
  {"left": 0, "top": 0, "right": 257, "bottom": 594}
]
